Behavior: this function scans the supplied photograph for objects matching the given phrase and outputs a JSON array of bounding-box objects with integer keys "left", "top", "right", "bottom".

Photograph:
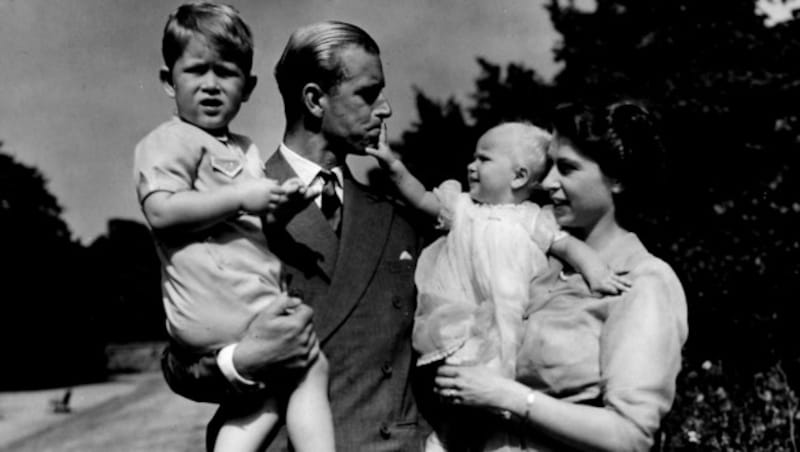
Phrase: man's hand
[{"left": 232, "top": 293, "right": 318, "bottom": 381}]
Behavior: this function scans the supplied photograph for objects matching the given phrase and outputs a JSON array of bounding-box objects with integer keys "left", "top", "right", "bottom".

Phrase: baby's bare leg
[
  {"left": 211, "top": 396, "right": 280, "bottom": 452},
  {"left": 286, "top": 353, "right": 335, "bottom": 452}
]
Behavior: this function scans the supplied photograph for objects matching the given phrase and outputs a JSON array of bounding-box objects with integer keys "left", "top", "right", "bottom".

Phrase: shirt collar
[{"left": 279, "top": 143, "right": 343, "bottom": 186}]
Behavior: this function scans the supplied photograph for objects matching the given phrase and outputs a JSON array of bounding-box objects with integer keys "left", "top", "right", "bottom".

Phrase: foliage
[
  {"left": 400, "top": 0, "right": 800, "bottom": 370},
  {"left": 0, "top": 146, "right": 107, "bottom": 389},
  {"left": 660, "top": 360, "right": 799, "bottom": 451},
  {"left": 396, "top": 0, "right": 800, "bottom": 448},
  {"left": 87, "top": 219, "right": 165, "bottom": 343}
]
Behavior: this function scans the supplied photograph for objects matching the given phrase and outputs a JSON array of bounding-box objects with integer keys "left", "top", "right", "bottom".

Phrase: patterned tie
[{"left": 318, "top": 170, "right": 342, "bottom": 235}]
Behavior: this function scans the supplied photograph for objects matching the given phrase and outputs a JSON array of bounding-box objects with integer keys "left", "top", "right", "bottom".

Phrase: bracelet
[
  {"left": 523, "top": 391, "right": 537, "bottom": 419},
  {"left": 500, "top": 390, "right": 537, "bottom": 421}
]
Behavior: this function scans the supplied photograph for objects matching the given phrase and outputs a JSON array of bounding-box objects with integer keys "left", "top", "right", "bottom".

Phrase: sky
[
  {"left": 3, "top": 0, "right": 794, "bottom": 244},
  {"left": 0, "top": 0, "right": 563, "bottom": 243}
]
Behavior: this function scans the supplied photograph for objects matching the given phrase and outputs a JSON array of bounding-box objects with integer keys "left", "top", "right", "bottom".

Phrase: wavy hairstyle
[
  {"left": 551, "top": 100, "right": 667, "bottom": 228},
  {"left": 274, "top": 21, "right": 380, "bottom": 120}
]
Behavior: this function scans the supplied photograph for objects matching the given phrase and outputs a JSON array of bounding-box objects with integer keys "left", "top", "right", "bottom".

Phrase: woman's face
[{"left": 541, "top": 136, "right": 618, "bottom": 233}]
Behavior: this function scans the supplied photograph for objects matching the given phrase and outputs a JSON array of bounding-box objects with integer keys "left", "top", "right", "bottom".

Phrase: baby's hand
[
  {"left": 238, "top": 178, "right": 286, "bottom": 214},
  {"left": 588, "top": 268, "right": 632, "bottom": 295},
  {"left": 365, "top": 123, "right": 399, "bottom": 168}
]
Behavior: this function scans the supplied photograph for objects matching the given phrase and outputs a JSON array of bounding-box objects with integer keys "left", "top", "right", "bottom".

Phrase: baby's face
[
  {"left": 466, "top": 129, "right": 517, "bottom": 205},
  {"left": 163, "top": 36, "right": 254, "bottom": 134}
]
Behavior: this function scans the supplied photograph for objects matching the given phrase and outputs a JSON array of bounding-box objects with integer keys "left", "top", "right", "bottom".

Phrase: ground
[{"left": 0, "top": 371, "right": 216, "bottom": 452}]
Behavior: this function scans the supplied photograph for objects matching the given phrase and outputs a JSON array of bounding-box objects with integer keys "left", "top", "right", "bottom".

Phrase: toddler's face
[
  {"left": 163, "top": 36, "right": 253, "bottom": 134},
  {"left": 466, "top": 129, "right": 517, "bottom": 205}
]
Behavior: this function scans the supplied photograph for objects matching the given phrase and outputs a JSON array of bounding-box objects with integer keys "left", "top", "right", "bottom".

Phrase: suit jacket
[{"left": 162, "top": 150, "right": 430, "bottom": 451}]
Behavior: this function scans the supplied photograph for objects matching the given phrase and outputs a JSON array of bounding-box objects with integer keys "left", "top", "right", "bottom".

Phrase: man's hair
[
  {"left": 274, "top": 21, "right": 380, "bottom": 118},
  {"left": 162, "top": 2, "right": 254, "bottom": 74}
]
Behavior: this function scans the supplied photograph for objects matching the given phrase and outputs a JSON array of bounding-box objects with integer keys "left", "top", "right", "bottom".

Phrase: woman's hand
[{"left": 434, "top": 358, "right": 519, "bottom": 411}]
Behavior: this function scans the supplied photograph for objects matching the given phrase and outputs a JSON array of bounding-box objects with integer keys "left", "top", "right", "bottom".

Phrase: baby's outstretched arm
[
  {"left": 142, "top": 177, "right": 288, "bottom": 234},
  {"left": 550, "top": 235, "right": 632, "bottom": 295},
  {"left": 365, "top": 124, "right": 441, "bottom": 218}
]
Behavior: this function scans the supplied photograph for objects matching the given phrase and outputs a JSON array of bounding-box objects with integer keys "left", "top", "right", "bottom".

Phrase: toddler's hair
[{"left": 162, "top": 2, "right": 254, "bottom": 74}]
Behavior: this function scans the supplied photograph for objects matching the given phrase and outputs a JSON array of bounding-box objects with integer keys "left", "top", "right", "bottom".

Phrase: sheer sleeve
[
  {"left": 432, "top": 179, "right": 464, "bottom": 231},
  {"left": 529, "top": 205, "right": 567, "bottom": 253},
  {"left": 600, "top": 257, "right": 688, "bottom": 447}
]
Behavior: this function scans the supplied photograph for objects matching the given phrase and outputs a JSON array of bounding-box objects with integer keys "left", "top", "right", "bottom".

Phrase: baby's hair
[
  {"left": 502, "top": 121, "right": 552, "bottom": 184},
  {"left": 162, "top": 2, "right": 254, "bottom": 74}
]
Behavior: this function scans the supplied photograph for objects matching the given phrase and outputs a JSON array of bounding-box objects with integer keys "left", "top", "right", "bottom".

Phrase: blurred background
[{"left": 2, "top": 0, "right": 800, "bottom": 450}]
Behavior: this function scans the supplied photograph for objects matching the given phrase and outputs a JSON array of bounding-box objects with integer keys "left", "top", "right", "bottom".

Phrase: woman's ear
[
  {"left": 511, "top": 166, "right": 531, "bottom": 190},
  {"left": 159, "top": 66, "right": 175, "bottom": 98},
  {"left": 302, "top": 83, "right": 326, "bottom": 118}
]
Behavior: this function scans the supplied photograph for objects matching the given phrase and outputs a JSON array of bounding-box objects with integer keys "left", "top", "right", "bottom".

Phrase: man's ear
[
  {"left": 302, "top": 83, "right": 326, "bottom": 118},
  {"left": 241, "top": 75, "right": 258, "bottom": 102},
  {"left": 511, "top": 166, "right": 531, "bottom": 190},
  {"left": 159, "top": 66, "right": 175, "bottom": 98}
]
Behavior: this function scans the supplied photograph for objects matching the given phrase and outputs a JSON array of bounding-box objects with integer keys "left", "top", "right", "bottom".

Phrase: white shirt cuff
[{"left": 217, "top": 343, "right": 264, "bottom": 389}]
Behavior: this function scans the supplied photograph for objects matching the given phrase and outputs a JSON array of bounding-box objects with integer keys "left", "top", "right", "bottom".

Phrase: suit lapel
[
  {"left": 316, "top": 172, "right": 393, "bottom": 342},
  {"left": 263, "top": 150, "right": 338, "bottom": 281}
]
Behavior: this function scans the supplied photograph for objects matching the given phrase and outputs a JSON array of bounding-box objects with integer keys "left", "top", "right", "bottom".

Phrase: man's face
[{"left": 320, "top": 45, "right": 392, "bottom": 155}]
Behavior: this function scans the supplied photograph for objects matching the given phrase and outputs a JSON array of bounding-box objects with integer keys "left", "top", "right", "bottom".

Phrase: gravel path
[{"left": 1, "top": 372, "right": 216, "bottom": 452}]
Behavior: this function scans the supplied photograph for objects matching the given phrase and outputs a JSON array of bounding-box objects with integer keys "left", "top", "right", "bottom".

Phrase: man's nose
[{"left": 374, "top": 92, "right": 392, "bottom": 118}]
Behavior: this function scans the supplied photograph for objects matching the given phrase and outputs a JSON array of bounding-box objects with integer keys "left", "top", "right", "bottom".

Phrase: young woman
[{"left": 432, "top": 100, "right": 688, "bottom": 451}]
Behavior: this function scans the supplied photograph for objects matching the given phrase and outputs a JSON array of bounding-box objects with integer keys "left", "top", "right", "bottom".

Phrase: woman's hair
[
  {"left": 162, "top": 2, "right": 254, "bottom": 75},
  {"left": 551, "top": 100, "right": 667, "bottom": 227},
  {"left": 274, "top": 21, "right": 380, "bottom": 119}
]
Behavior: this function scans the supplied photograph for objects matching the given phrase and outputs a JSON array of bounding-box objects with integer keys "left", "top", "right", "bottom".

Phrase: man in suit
[{"left": 161, "top": 21, "right": 430, "bottom": 451}]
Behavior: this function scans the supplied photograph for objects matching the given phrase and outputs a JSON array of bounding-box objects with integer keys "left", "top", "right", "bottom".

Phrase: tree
[
  {"left": 546, "top": 0, "right": 800, "bottom": 372},
  {"left": 397, "top": 1, "right": 800, "bottom": 447},
  {"left": 88, "top": 219, "right": 164, "bottom": 343},
  {"left": 0, "top": 144, "right": 106, "bottom": 388}
]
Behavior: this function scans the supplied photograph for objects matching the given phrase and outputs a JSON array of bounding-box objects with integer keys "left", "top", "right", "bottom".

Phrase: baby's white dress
[{"left": 412, "top": 180, "right": 563, "bottom": 377}]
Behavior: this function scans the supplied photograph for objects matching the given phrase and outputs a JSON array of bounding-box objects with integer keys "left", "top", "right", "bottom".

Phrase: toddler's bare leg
[
  {"left": 210, "top": 396, "right": 280, "bottom": 452},
  {"left": 286, "top": 353, "right": 335, "bottom": 452}
]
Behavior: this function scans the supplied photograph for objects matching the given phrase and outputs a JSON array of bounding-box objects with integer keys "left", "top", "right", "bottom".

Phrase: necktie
[{"left": 318, "top": 170, "right": 342, "bottom": 235}]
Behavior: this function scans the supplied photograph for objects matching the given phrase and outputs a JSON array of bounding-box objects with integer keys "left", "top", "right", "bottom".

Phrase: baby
[
  {"left": 133, "top": 3, "right": 333, "bottom": 452},
  {"left": 367, "top": 121, "right": 629, "bottom": 451}
]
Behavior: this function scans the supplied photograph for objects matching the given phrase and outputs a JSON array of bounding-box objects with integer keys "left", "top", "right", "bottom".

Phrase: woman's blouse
[{"left": 515, "top": 232, "right": 688, "bottom": 451}]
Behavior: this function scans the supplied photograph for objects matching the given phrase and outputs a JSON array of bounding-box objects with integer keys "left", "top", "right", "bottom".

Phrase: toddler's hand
[
  {"left": 588, "top": 268, "right": 632, "bottom": 295},
  {"left": 266, "top": 177, "right": 321, "bottom": 224},
  {"left": 365, "top": 123, "right": 399, "bottom": 168},
  {"left": 237, "top": 178, "right": 287, "bottom": 214}
]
